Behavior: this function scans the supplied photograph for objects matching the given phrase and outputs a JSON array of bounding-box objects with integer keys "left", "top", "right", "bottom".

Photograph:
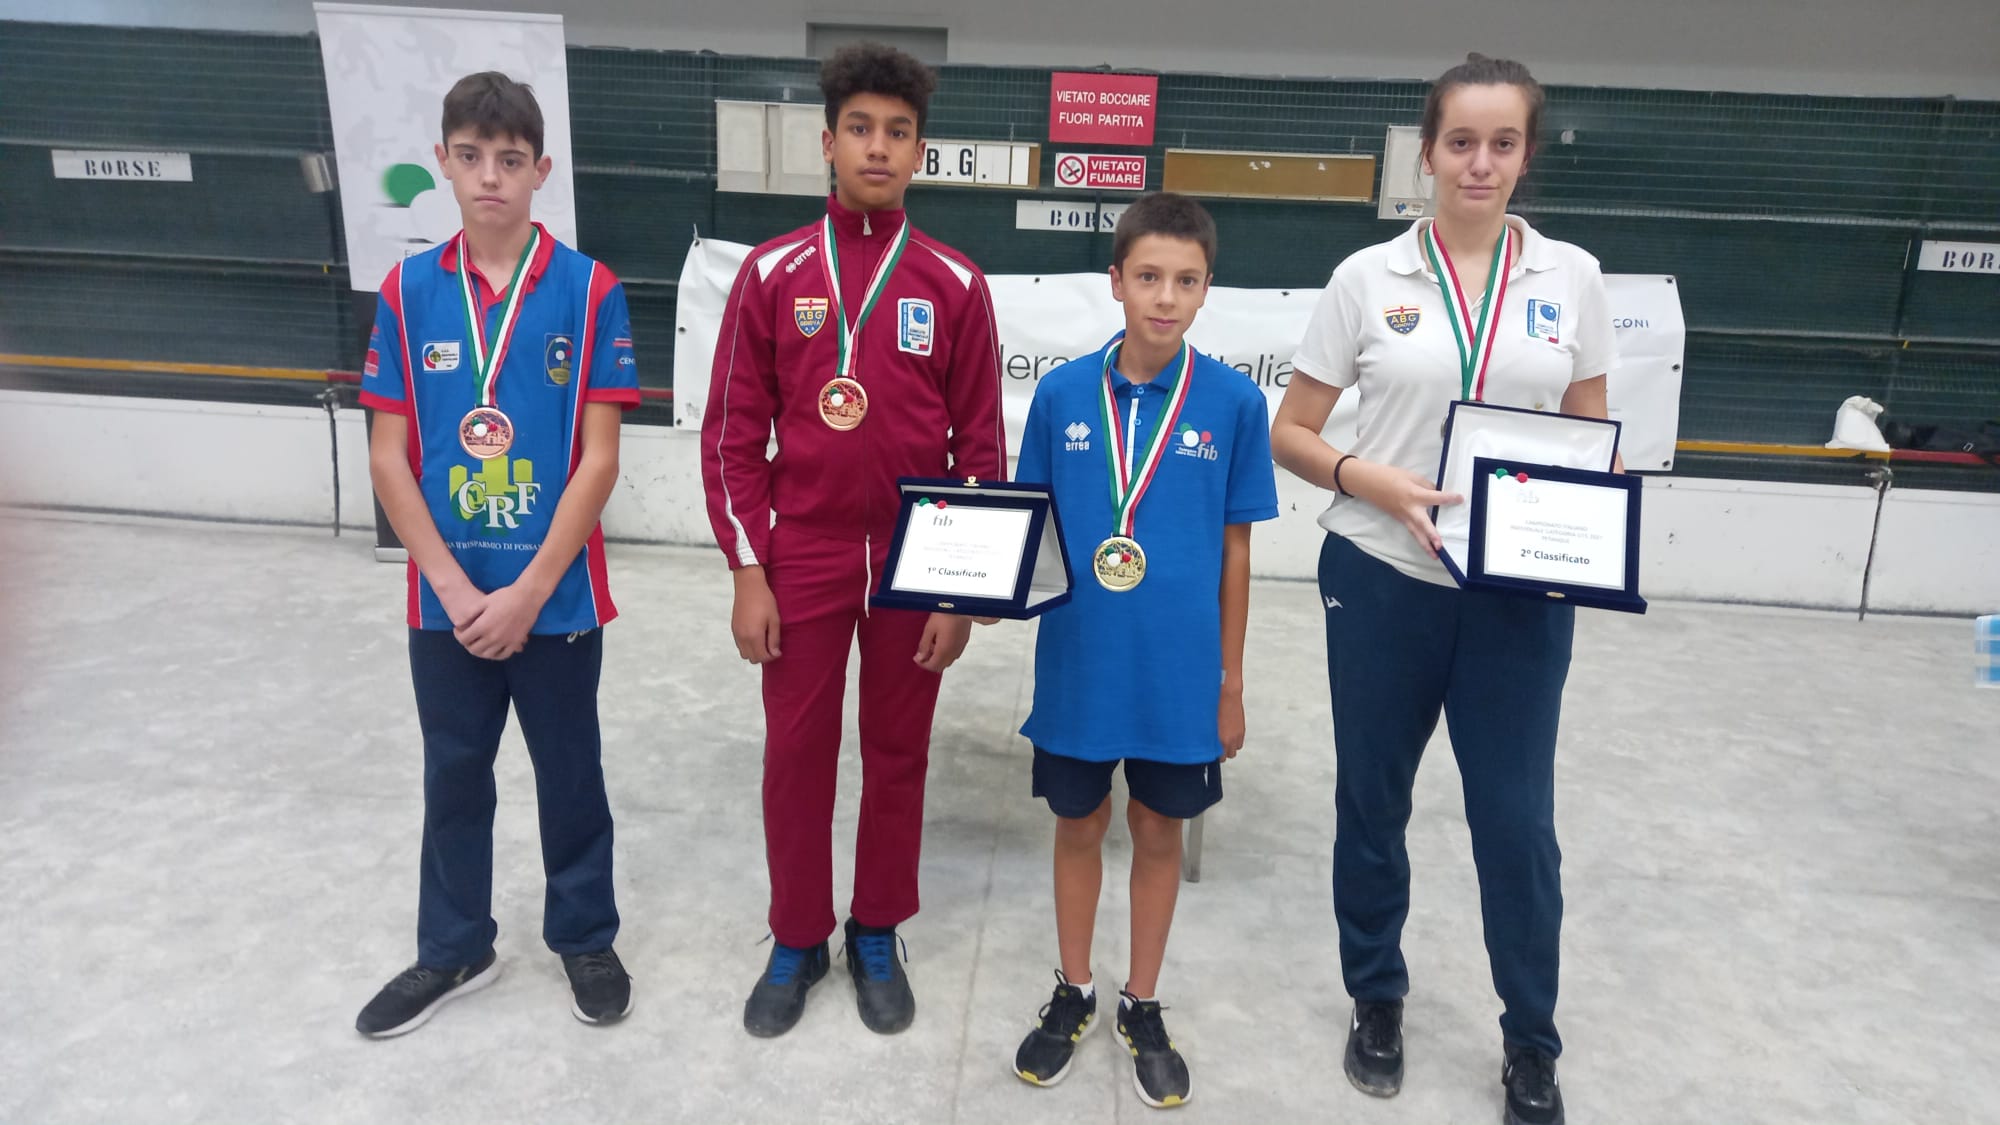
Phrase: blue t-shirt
[
  {"left": 1017, "top": 333, "right": 1280, "bottom": 764},
  {"left": 359, "top": 224, "right": 641, "bottom": 633}
]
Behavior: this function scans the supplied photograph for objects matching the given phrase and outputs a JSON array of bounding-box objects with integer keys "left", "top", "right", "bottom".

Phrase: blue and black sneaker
[
  {"left": 743, "top": 938, "right": 829, "bottom": 1038},
  {"left": 1118, "top": 992, "right": 1192, "bottom": 1108},
  {"left": 842, "top": 917, "right": 915, "bottom": 1034}
]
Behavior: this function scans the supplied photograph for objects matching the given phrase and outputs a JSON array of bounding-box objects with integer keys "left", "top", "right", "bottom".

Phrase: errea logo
[
  {"left": 1064, "top": 421, "right": 1091, "bottom": 451},
  {"left": 784, "top": 243, "right": 818, "bottom": 273}
]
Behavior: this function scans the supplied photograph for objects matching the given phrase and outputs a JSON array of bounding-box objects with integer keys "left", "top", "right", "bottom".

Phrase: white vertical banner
[
  {"left": 1603, "top": 277, "right": 1687, "bottom": 471},
  {"left": 672, "top": 239, "right": 1685, "bottom": 467},
  {"left": 314, "top": 3, "right": 576, "bottom": 293}
]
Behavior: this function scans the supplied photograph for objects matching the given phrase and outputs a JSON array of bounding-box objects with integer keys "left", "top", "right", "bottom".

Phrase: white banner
[
  {"left": 673, "top": 238, "right": 1686, "bottom": 469},
  {"left": 1604, "top": 278, "right": 1687, "bottom": 471},
  {"left": 314, "top": 3, "right": 577, "bottom": 293}
]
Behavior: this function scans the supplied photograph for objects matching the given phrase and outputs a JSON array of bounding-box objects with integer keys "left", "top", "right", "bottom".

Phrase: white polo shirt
[{"left": 1292, "top": 215, "right": 1617, "bottom": 586}]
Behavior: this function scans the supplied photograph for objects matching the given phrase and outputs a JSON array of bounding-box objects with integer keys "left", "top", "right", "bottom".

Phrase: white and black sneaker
[
  {"left": 1013, "top": 970, "right": 1098, "bottom": 1086},
  {"left": 562, "top": 948, "right": 633, "bottom": 1025},
  {"left": 1344, "top": 999, "right": 1404, "bottom": 1096},
  {"left": 1502, "top": 1043, "right": 1565, "bottom": 1125},
  {"left": 355, "top": 950, "right": 499, "bottom": 1038}
]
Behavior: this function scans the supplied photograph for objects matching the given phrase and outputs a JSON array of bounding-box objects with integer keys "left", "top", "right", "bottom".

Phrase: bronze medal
[
  {"left": 459, "top": 406, "right": 515, "bottom": 460},
  {"left": 818, "top": 376, "right": 868, "bottom": 431}
]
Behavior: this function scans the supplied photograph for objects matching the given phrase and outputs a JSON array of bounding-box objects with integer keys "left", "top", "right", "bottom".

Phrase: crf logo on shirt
[{"left": 450, "top": 457, "right": 541, "bottom": 529}]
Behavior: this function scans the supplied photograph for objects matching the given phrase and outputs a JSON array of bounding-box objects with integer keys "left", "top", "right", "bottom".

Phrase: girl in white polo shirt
[{"left": 1270, "top": 54, "right": 1616, "bottom": 1125}]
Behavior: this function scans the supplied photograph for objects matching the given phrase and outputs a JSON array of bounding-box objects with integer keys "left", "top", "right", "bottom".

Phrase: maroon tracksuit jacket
[{"left": 701, "top": 194, "right": 1005, "bottom": 945}]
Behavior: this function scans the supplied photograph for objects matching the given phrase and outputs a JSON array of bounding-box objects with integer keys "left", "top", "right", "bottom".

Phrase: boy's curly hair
[{"left": 820, "top": 43, "right": 937, "bottom": 134}]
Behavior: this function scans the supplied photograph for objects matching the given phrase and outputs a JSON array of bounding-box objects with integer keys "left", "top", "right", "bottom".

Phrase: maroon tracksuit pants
[{"left": 761, "top": 521, "right": 941, "bottom": 948}]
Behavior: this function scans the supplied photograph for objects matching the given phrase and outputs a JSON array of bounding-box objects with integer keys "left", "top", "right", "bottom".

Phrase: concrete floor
[{"left": 0, "top": 512, "right": 1994, "bottom": 1124}]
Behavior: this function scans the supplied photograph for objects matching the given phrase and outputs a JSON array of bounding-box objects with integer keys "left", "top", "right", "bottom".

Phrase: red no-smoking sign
[{"left": 1053, "top": 153, "right": 1147, "bottom": 191}]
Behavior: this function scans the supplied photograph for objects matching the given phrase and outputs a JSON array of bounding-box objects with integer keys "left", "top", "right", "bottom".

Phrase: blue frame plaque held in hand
[
  {"left": 870, "top": 477, "right": 1074, "bottom": 619},
  {"left": 1433, "top": 401, "right": 1646, "bottom": 614}
]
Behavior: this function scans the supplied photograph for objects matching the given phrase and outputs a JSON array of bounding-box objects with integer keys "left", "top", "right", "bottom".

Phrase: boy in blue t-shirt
[
  {"left": 353, "top": 72, "right": 641, "bottom": 1038},
  {"left": 1010, "top": 193, "right": 1279, "bottom": 1107}
]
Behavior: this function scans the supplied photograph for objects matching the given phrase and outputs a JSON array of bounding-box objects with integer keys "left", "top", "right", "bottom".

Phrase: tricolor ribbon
[
  {"left": 1421, "top": 222, "right": 1511, "bottom": 401},
  {"left": 1098, "top": 339, "right": 1194, "bottom": 537},
  {"left": 455, "top": 225, "right": 542, "bottom": 409},
  {"left": 819, "top": 213, "right": 911, "bottom": 382}
]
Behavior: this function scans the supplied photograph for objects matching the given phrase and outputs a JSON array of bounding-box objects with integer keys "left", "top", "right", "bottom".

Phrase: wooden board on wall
[{"left": 1162, "top": 149, "right": 1375, "bottom": 202}]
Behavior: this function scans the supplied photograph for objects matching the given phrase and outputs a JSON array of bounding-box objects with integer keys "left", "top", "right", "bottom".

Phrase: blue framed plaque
[
  {"left": 1458, "top": 458, "right": 1647, "bottom": 614},
  {"left": 870, "top": 477, "right": 1074, "bottom": 619},
  {"left": 1432, "top": 400, "right": 1645, "bottom": 613}
]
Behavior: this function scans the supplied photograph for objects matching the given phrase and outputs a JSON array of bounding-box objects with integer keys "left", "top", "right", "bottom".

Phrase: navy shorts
[{"left": 1031, "top": 746, "right": 1223, "bottom": 820}]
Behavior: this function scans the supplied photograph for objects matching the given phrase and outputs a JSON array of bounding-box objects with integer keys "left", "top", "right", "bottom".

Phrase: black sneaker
[
  {"left": 743, "top": 939, "right": 829, "bottom": 1038},
  {"left": 1502, "top": 1044, "right": 1565, "bottom": 1125},
  {"left": 562, "top": 948, "right": 632, "bottom": 1025},
  {"left": 1013, "top": 971, "right": 1099, "bottom": 1086},
  {"left": 1344, "top": 999, "right": 1404, "bottom": 1097},
  {"left": 842, "top": 917, "right": 915, "bottom": 1034},
  {"left": 354, "top": 950, "right": 499, "bottom": 1038},
  {"left": 1117, "top": 992, "right": 1192, "bottom": 1108}
]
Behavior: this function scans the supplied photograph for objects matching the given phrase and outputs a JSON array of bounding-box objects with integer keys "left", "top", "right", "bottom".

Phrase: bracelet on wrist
[{"left": 1332, "top": 454, "right": 1358, "bottom": 496}]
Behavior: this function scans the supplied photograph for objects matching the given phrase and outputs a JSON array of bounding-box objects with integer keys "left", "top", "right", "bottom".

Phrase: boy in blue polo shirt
[
  {"left": 1010, "top": 193, "right": 1278, "bottom": 1107},
  {"left": 353, "top": 72, "right": 641, "bottom": 1037}
]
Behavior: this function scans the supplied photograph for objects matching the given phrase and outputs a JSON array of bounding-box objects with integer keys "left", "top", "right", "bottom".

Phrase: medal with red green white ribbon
[
  {"left": 1421, "top": 222, "right": 1511, "bottom": 401},
  {"left": 815, "top": 213, "right": 910, "bottom": 431},
  {"left": 454, "top": 226, "right": 541, "bottom": 460},
  {"left": 1092, "top": 339, "right": 1193, "bottom": 592}
]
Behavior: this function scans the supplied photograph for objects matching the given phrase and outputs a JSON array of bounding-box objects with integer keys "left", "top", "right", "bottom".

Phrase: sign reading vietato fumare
[
  {"left": 1049, "top": 72, "right": 1158, "bottom": 146},
  {"left": 1053, "top": 153, "right": 1147, "bottom": 191}
]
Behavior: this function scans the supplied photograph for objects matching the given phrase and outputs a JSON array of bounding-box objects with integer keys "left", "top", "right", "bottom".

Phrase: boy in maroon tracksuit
[{"left": 699, "top": 43, "right": 1005, "bottom": 1039}]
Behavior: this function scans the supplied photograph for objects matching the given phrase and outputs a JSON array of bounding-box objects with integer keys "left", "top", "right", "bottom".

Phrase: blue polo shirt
[
  {"left": 1016, "top": 333, "right": 1280, "bottom": 765},
  {"left": 359, "top": 224, "right": 641, "bottom": 633}
]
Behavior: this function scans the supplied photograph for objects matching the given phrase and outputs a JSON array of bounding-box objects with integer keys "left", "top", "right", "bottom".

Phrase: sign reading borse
[{"left": 1049, "top": 72, "right": 1159, "bottom": 146}]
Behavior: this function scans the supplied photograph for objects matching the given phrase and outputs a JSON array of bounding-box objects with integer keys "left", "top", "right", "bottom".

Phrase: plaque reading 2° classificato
[{"left": 1433, "top": 401, "right": 1646, "bottom": 613}]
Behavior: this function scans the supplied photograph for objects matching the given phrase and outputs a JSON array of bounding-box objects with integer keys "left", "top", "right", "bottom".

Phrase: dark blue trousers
[
  {"left": 409, "top": 628, "right": 619, "bottom": 968},
  {"left": 1319, "top": 533, "right": 1573, "bottom": 1057}
]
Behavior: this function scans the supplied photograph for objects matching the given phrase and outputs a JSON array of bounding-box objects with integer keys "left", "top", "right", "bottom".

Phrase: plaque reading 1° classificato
[{"left": 871, "top": 477, "right": 1074, "bottom": 619}]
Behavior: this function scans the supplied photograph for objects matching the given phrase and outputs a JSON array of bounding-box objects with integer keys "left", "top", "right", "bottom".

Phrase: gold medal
[
  {"left": 1092, "top": 339, "right": 1192, "bottom": 594},
  {"left": 459, "top": 406, "right": 515, "bottom": 460},
  {"left": 1093, "top": 535, "right": 1146, "bottom": 592},
  {"left": 818, "top": 376, "right": 868, "bottom": 431}
]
